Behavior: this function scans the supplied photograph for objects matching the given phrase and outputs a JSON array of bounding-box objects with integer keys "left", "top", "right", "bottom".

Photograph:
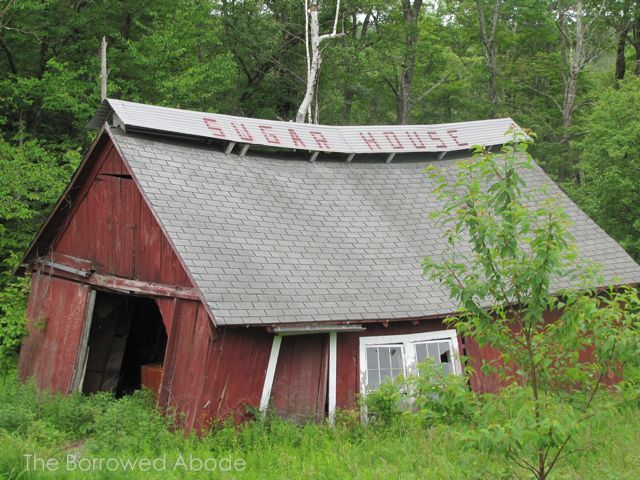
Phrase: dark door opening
[{"left": 82, "top": 291, "right": 167, "bottom": 397}]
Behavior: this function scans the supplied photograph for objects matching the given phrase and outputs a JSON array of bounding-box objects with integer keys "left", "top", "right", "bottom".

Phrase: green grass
[{"left": 0, "top": 371, "right": 638, "bottom": 479}]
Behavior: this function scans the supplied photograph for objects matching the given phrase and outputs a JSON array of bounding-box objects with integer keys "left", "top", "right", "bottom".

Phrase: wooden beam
[
  {"left": 272, "top": 324, "right": 365, "bottom": 335},
  {"left": 309, "top": 151, "right": 319, "bottom": 163},
  {"left": 385, "top": 153, "right": 395, "bottom": 164},
  {"left": 239, "top": 144, "right": 250, "bottom": 157},
  {"left": 438, "top": 151, "right": 447, "bottom": 161},
  {"left": 69, "top": 289, "right": 97, "bottom": 393},
  {"left": 345, "top": 153, "right": 355, "bottom": 163},
  {"left": 260, "top": 335, "right": 282, "bottom": 415},
  {"left": 31, "top": 260, "right": 199, "bottom": 300},
  {"left": 36, "top": 259, "right": 91, "bottom": 278},
  {"left": 224, "top": 141, "right": 236, "bottom": 154}
]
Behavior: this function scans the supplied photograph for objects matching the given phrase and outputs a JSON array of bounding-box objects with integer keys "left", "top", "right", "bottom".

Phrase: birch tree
[
  {"left": 296, "top": 0, "right": 343, "bottom": 123},
  {"left": 556, "top": 0, "right": 606, "bottom": 145}
]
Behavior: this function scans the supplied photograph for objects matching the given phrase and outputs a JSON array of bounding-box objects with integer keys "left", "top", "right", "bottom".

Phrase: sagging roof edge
[
  {"left": 17, "top": 124, "right": 220, "bottom": 330},
  {"left": 89, "top": 98, "right": 519, "bottom": 156},
  {"left": 237, "top": 280, "right": 639, "bottom": 330}
]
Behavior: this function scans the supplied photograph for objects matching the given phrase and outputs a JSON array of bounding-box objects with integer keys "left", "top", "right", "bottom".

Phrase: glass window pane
[
  {"left": 439, "top": 341, "right": 451, "bottom": 364},
  {"left": 367, "top": 347, "right": 379, "bottom": 370},
  {"left": 427, "top": 343, "right": 440, "bottom": 364},
  {"left": 380, "top": 369, "right": 393, "bottom": 383},
  {"left": 442, "top": 362, "right": 453, "bottom": 375},
  {"left": 367, "top": 370, "right": 380, "bottom": 391},
  {"left": 415, "top": 343, "right": 428, "bottom": 364},
  {"left": 379, "top": 347, "right": 391, "bottom": 369},
  {"left": 390, "top": 347, "right": 402, "bottom": 369}
]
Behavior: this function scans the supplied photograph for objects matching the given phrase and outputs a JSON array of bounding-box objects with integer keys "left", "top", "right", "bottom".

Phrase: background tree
[
  {"left": 296, "top": 0, "right": 343, "bottom": 123},
  {"left": 476, "top": 0, "right": 503, "bottom": 110},
  {"left": 573, "top": 78, "right": 640, "bottom": 259}
]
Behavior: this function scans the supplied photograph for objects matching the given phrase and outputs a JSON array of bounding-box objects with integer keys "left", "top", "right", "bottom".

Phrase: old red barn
[{"left": 17, "top": 100, "right": 640, "bottom": 429}]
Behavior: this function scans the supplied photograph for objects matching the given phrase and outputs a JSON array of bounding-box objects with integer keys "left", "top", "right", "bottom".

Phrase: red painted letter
[
  {"left": 203, "top": 117, "right": 226, "bottom": 137},
  {"left": 259, "top": 125, "right": 281, "bottom": 144},
  {"left": 310, "top": 131, "right": 331, "bottom": 150},
  {"left": 383, "top": 131, "right": 404, "bottom": 150},
  {"left": 405, "top": 131, "right": 426, "bottom": 149},
  {"left": 447, "top": 129, "right": 468, "bottom": 147},
  {"left": 359, "top": 132, "right": 381, "bottom": 150},
  {"left": 427, "top": 131, "right": 447, "bottom": 149},
  {"left": 288, "top": 129, "right": 307, "bottom": 148},
  {"left": 231, "top": 123, "right": 254, "bottom": 141}
]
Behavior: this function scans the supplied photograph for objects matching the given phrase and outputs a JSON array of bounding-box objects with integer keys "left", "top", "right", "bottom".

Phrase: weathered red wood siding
[
  {"left": 53, "top": 140, "right": 191, "bottom": 287},
  {"left": 18, "top": 273, "right": 90, "bottom": 392},
  {"left": 271, "top": 334, "right": 329, "bottom": 422},
  {"left": 465, "top": 310, "right": 563, "bottom": 393},
  {"left": 20, "top": 137, "right": 275, "bottom": 429},
  {"left": 336, "top": 320, "right": 463, "bottom": 410},
  {"left": 158, "top": 304, "right": 273, "bottom": 430}
]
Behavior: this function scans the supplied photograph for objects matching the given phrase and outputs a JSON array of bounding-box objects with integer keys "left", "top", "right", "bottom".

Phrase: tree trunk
[
  {"left": 477, "top": 0, "right": 501, "bottom": 110},
  {"left": 560, "top": 0, "right": 585, "bottom": 146},
  {"left": 396, "top": 0, "right": 423, "bottom": 125},
  {"left": 296, "top": 0, "right": 342, "bottom": 123},
  {"left": 296, "top": 1, "right": 320, "bottom": 123},
  {"left": 633, "top": 15, "right": 640, "bottom": 75},
  {"left": 615, "top": 25, "right": 628, "bottom": 82}
]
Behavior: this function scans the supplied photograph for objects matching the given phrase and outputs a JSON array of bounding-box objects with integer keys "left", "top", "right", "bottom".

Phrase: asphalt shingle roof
[{"left": 111, "top": 128, "right": 640, "bottom": 326}]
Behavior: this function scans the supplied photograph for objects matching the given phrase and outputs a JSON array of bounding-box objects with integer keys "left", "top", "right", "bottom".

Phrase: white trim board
[
  {"left": 259, "top": 335, "right": 282, "bottom": 415},
  {"left": 328, "top": 331, "right": 337, "bottom": 426}
]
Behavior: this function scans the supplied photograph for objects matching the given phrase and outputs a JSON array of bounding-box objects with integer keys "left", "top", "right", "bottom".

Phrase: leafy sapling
[{"left": 422, "top": 128, "right": 640, "bottom": 480}]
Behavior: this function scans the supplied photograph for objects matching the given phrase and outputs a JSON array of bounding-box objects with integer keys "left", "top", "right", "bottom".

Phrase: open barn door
[{"left": 81, "top": 291, "right": 167, "bottom": 396}]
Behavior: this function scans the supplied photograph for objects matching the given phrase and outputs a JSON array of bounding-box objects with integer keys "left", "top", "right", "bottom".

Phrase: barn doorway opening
[{"left": 82, "top": 291, "right": 167, "bottom": 397}]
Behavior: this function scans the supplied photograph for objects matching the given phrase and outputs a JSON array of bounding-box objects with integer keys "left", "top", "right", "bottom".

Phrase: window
[{"left": 359, "top": 330, "right": 461, "bottom": 395}]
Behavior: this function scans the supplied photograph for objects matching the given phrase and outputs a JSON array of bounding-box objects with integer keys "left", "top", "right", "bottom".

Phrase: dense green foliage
[
  {"left": 573, "top": 78, "right": 640, "bottom": 260},
  {"left": 0, "top": 370, "right": 637, "bottom": 479}
]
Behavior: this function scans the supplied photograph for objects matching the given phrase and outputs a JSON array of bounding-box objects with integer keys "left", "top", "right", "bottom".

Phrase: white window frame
[{"left": 358, "top": 329, "right": 462, "bottom": 402}]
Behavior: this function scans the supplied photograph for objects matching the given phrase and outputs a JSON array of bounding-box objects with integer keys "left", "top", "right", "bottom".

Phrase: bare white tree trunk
[
  {"left": 100, "top": 36, "right": 108, "bottom": 101},
  {"left": 296, "top": 0, "right": 342, "bottom": 123}
]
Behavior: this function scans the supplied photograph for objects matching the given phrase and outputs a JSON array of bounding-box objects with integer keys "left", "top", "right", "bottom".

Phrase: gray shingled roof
[{"left": 111, "top": 128, "right": 640, "bottom": 326}]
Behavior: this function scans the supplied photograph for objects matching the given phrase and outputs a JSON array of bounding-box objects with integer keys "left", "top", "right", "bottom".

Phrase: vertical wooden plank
[
  {"left": 69, "top": 289, "right": 96, "bottom": 392},
  {"left": 18, "top": 272, "right": 52, "bottom": 382},
  {"left": 183, "top": 304, "right": 213, "bottom": 431},
  {"left": 194, "top": 327, "right": 273, "bottom": 427},
  {"left": 155, "top": 297, "right": 176, "bottom": 333},
  {"left": 111, "top": 177, "right": 136, "bottom": 278},
  {"left": 270, "top": 334, "right": 329, "bottom": 423},
  {"left": 158, "top": 299, "right": 201, "bottom": 428},
  {"left": 19, "top": 276, "right": 90, "bottom": 393},
  {"left": 157, "top": 299, "right": 179, "bottom": 411},
  {"left": 135, "top": 191, "right": 163, "bottom": 282},
  {"left": 336, "top": 332, "right": 359, "bottom": 410},
  {"left": 51, "top": 145, "right": 192, "bottom": 288}
]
